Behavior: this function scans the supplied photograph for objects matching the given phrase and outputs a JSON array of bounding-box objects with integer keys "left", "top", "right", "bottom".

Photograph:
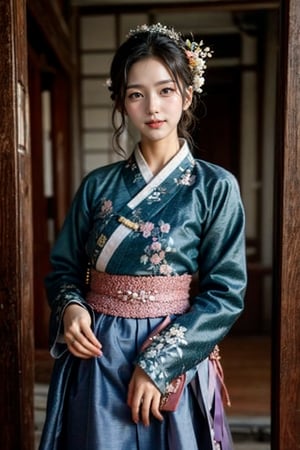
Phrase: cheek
[
  {"left": 168, "top": 98, "right": 185, "bottom": 120},
  {"left": 168, "top": 95, "right": 185, "bottom": 111},
  {"left": 125, "top": 102, "right": 140, "bottom": 119}
]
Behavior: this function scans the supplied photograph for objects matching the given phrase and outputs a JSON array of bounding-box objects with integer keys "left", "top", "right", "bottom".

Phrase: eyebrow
[{"left": 126, "top": 79, "right": 176, "bottom": 90}]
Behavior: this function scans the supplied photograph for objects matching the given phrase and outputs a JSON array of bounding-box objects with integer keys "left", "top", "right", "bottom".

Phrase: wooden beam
[
  {"left": 0, "top": 0, "right": 34, "bottom": 449},
  {"left": 78, "top": 0, "right": 279, "bottom": 15},
  {"left": 273, "top": 0, "right": 300, "bottom": 448}
]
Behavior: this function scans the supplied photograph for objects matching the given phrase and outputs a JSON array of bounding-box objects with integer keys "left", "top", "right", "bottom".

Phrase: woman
[{"left": 39, "top": 23, "right": 247, "bottom": 450}]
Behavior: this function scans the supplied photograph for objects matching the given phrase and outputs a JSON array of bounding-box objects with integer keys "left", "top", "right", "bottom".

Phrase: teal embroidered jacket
[{"left": 45, "top": 142, "right": 247, "bottom": 394}]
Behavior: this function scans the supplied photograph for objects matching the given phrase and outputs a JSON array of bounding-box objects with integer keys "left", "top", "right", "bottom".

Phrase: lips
[{"left": 146, "top": 120, "right": 165, "bottom": 129}]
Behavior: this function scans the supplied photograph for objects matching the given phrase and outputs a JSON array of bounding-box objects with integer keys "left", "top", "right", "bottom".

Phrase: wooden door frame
[
  {"left": 0, "top": 0, "right": 34, "bottom": 449},
  {"left": 272, "top": 0, "right": 300, "bottom": 447}
]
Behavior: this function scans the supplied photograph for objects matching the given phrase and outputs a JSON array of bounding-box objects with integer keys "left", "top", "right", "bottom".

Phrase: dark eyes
[
  {"left": 161, "top": 87, "right": 175, "bottom": 95},
  {"left": 127, "top": 86, "right": 175, "bottom": 100},
  {"left": 128, "top": 92, "right": 143, "bottom": 100}
]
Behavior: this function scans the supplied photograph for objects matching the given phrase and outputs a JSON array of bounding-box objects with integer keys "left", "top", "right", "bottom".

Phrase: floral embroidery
[
  {"left": 90, "top": 198, "right": 114, "bottom": 263},
  {"left": 117, "top": 289, "right": 157, "bottom": 303},
  {"left": 140, "top": 220, "right": 175, "bottom": 275},
  {"left": 97, "top": 198, "right": 113, "bottom": 219},
  {"left": 125, "top": 157, "right": 143, "bottom": 183},
  {"left": 160, "top": 222, "right": 170, "bottom": 233},
  {"left": 147, "top": 186, "right": 167, "bottom": 204},
  {"left": 140, "top": 221, "right": 155, "bottom": 238},
  {"left": 53, "top": 283, "right": 84, "bottom": 324},
  {"left": 139, "top": 324, "right": 188, "bottom": 381},
  {"left": 174, "top": 168, "right": 196, "bottom": 186}
]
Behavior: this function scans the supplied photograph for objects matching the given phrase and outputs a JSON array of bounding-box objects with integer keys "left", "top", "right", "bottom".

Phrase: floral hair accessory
[
  {"left": 107, "top": 23, "right": 213, "bottom": 96},
  {"left": 184, "top": 39, "right": 213, "bottom": 94},
  {"left": 105, "top": 78, "right": 112, "bottom": 88},
  {"left": 127, "top": 23, "right": 181, "bottom": 42}
]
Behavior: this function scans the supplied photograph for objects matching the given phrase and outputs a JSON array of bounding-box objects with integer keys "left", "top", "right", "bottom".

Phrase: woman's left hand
[{"left": 127, "top": 365, "right": 164, "bottom": 426}]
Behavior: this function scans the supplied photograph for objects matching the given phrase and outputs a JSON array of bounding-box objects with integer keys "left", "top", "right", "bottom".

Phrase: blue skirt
[{"left": 39, "top": 313, "right": 231, "bottom": 450}]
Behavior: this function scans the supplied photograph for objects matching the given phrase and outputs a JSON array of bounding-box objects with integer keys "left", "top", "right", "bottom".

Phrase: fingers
[
  {"left": 139, "top": 394, "right": 152, "bottom": 427},
  {"left": 66, "top": 327, "right": 103, "bottom": 358},
  {"left": 128, "top": 366, "right": 164, "bottom": 426},
  {"left": 140, "top": 392, "right": 163, "bottom": 426},
  {"left": 151, "top": 394, "right": 164, "bottom": 423},
  {"left": 74, "top": 322, "right": 102, "bottom": 354},
  {"left": 83, "top": 324, "right": 102, "bottom": 349},
  {"left": 67, "top": 333, "right": 102, "bottom": 359},
  {"left": 129, "top": 390, "right": 144, "bottom": 425},
  {"left": 64, "top": 304, "right": 102, "bottom": 358},
  {"left": 129, "top": 389, "right": 163, "bottom": 426}
]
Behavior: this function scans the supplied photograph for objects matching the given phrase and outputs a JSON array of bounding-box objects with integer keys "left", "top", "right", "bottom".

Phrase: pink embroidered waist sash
[{"left": 86, "top": 270, "right": 191, "bottom": 318}]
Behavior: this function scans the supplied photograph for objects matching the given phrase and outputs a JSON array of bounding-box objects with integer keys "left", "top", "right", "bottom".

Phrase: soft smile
[{"left": 146, "top": 120, "right": 165, "bottom": 129}]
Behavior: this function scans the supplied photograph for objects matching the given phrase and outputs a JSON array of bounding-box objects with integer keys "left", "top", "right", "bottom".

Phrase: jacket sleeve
[
  {"left": 45, "top": 177, "right": 95, "bottom": 358},
  {"left": 136, "top": 172, "right": 247, "bottom": 394}
]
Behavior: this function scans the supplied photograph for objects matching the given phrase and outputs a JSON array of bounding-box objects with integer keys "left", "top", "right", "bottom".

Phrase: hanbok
[{"left": 39, "top": 140, "right": 247, "bottom": 450}]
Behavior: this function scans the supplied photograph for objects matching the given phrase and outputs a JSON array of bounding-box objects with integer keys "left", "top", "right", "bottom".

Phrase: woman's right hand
[{"left": 63, "top": 304, "right": 102, "bottom": 358}]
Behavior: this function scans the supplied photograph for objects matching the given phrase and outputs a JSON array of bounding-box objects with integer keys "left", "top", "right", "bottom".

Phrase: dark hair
[{"left": 108, "top": 30, "right": 197, "bottom": 155}]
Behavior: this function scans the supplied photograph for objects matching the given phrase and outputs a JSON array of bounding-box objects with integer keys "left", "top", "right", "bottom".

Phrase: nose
[{"left": 147, "top": 92, "right": 159, "bottom": 115}]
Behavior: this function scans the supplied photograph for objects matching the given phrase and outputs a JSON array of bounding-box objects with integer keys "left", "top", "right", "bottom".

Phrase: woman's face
[{"left": 124, "top": 57, "right": 192, "bottom": 146}]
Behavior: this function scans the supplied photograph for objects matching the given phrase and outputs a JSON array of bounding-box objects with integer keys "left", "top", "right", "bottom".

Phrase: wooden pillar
[
  {"left": 0, "top": 0, "right": 34, "bottom": 449},
  {"left": 273, "top": 0, "right": 300, "bottom": 448}
]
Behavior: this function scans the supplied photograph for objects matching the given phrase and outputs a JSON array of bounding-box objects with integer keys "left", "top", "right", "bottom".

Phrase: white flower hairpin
[{"left": 184, "top": 39, "right": 213, "bottom": 94}]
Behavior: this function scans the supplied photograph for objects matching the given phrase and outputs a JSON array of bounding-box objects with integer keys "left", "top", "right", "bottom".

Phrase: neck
[{"left": 139, "top": 138, "right": 181, "bottom": 175}]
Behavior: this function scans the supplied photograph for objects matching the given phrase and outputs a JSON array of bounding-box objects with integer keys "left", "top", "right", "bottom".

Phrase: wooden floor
[{"left": 35, "top": 334, "right": 271, "bottom": 418}]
